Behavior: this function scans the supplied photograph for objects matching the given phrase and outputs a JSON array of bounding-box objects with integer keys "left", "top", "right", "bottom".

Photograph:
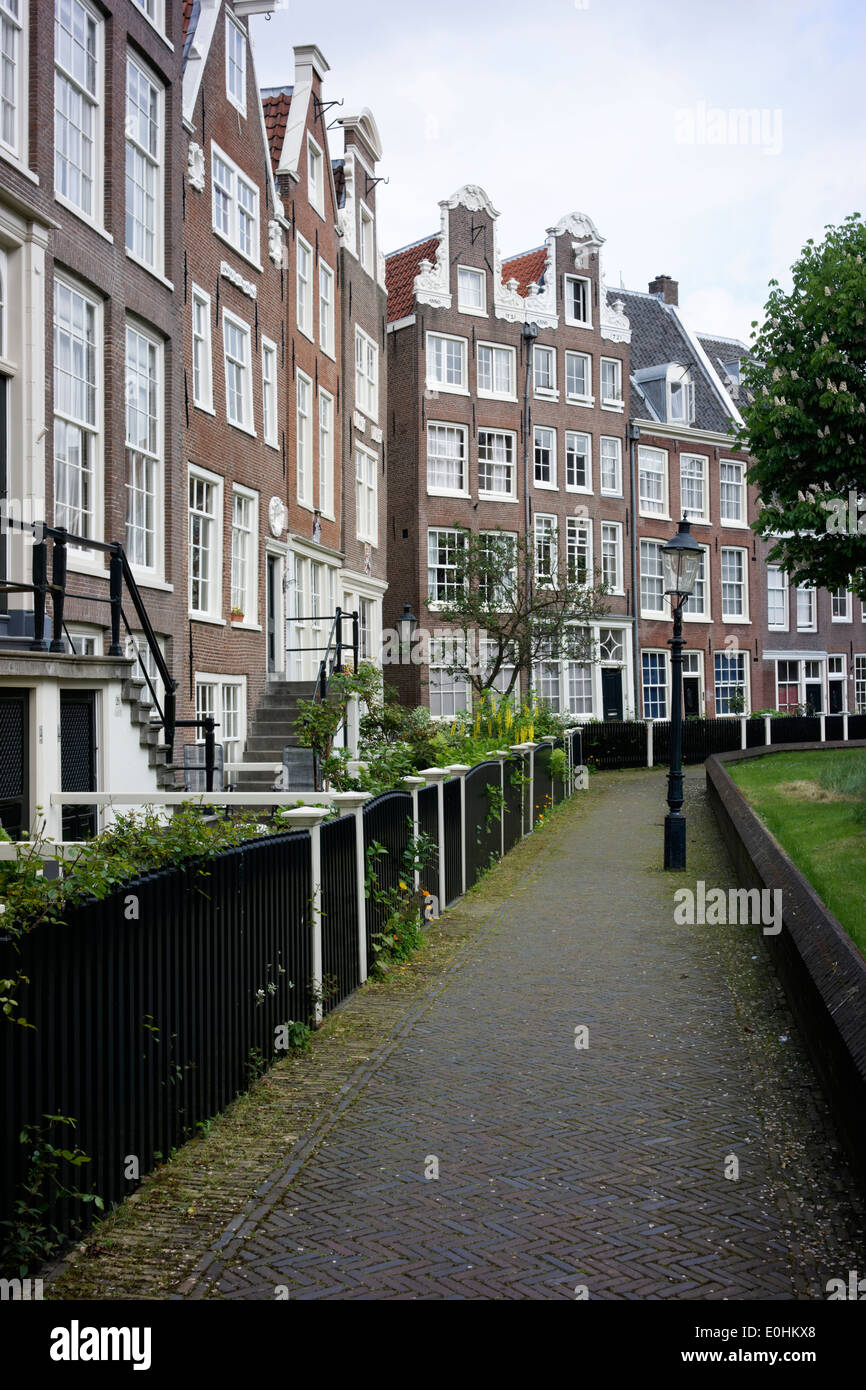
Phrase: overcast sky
[{"left": 251, "top": 0, "right": 865, "bottom": 344}]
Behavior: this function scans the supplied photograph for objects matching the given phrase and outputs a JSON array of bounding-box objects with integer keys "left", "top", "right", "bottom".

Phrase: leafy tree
[
  {"left": 737, "top": 212, "right": 866, "bottom": 598},
  {"left": 431, "top": 527, "right": 609, "bottom": 697}
]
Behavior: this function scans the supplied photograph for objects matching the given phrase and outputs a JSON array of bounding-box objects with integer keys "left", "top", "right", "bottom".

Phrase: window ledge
[
  {"left": 534, "top": 390, "right": 559, "bottom": 402},
  {"left": 427, "top": 488, "right": 471, "bottom": 499},
  {"left": 189, "top": 613, "right": 227, "bottom": 627},
  {"left": 231, "top": 620, "right": 261, "bottom": 631},
  {"left": 295, "top": 323, "right": 315, "bottom": 344},
  {"left": 534, "top": 481, "right": 559, "bottom": 491},
  {"left": 600, "top": 489, "right": 623, "bottom": 499},
  {"left": 565, "top": 317, "right": 593, "bottom": 330},
  {"left": 565, "top": 485, "right": 593, "bottom": 496},
  {"left": 54, "top": 196, "right": 113, "bottom": 243},
  {"left": 212, "top": 226, "right": 262, "bottom": 274},
  {"left": 477, "top": 390, "right": 518, "bottom": 403},
  {"left": 601, "top": 401, "right": 624, "bottom": 412},
  {"left": 131, "top": 576, "right": 174, "bottom": 594},
  {"left": 566, "top": 395, "right": 595, "bottom": 407},
  {"left": 458, "top": 305, "right": 488, "bottom": 318},
  {"left": 125, "top": 250, "right": 173, "bottom": 291},
  {"left": 0, "top": 149, "right": 39, "bottom": 185},
  {"left": 228, "top": 419, "right": 257, "bottom": 439},
  {"left": 194, "top": 401, "right": 216, "bottom": 417},
  {"left": 639, "top": 510, "right": 671, "bottom": 522},
  {"left": 425, "top": 382, "right": 470, "bottom": 397},
  {"left": 478, "top": 493, "right": 518, "bottom": 504}
]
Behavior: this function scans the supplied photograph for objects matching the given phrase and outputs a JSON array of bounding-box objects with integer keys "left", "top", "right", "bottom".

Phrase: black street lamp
[
  {"left": 661, "top": 517, "right": 703, "bottom": 870},
  {"left": 397, "top": 603, "right": 418, "bottom": 662}
]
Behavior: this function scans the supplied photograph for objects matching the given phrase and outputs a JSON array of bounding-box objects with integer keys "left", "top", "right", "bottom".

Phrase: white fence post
[
  {"left": 288, "top": 807, "right": 329, "bottom": 1026},
  {"left": 345, "top": 694, "right": 361, "bottom": 757},
  {"left": 820, "top": 713, "right": 826, "bottom": 743},
  {"left": 403, "top": 776, "right": 426, "bottom": 891},
  {"left": 740, "top": 715, "right": 747, "bottom": 750},
  {"left": 447, "top": 764, "right": 471, "bottom": 897},
  {"left": 646, "top": 720, "right": 654, "bottom": 768},
  {"left": 417, "top": 767, "right": 449, "bottom": 915},
  {"left": 764, "top": 714, "right": 772, "bottom": 747},
  {"left": 495, "top": 750, "right": 510, "bottom": 859}
]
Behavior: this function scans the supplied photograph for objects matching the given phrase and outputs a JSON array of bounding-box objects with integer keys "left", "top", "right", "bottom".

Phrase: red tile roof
[
  {"left": 501, "top": 247, "right": 547, "bottom": 297},
  {"left": 385, "top": 236, "right": 440, "bottom": 321},
  {"left": 260, "top": 88, "right": 293, "bottom": 176}
]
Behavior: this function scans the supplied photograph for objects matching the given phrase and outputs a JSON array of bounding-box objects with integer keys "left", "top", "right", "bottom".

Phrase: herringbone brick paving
[{"left": 177, "top": 769, "right": 865, "bottom": 1301}]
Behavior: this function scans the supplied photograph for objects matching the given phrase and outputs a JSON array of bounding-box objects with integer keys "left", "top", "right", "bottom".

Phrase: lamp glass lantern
[
  {"left": 662, "top": 517, "right": 702, "bottom": 601},
  {"left": 397, "top": 603, "right": 417, "bottom": 658}
]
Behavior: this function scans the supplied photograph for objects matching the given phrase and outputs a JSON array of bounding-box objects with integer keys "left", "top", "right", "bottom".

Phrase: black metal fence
[
  {"left": 0, "top": 829, "right": 311, "bottom": 1247},
  {"left": 578, "top": 714, "right": 866, "bottom": 769},
  {"left": 0, "top": 743, "right": 586, "bottom": 1261}
]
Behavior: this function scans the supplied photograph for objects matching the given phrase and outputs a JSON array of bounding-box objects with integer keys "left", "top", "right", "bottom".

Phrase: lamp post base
[{"left": 664, "top": 812, "right": 686, "bottom": 871}]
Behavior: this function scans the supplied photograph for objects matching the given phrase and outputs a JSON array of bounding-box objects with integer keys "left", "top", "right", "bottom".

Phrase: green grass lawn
[{"left": 728, "top": 749, "right": 866, "bottom": 955}]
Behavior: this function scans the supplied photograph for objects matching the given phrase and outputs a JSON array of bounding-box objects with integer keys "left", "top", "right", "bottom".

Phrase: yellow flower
[{"left": 399, "top": 880, "right": 408, "bottom": 891}]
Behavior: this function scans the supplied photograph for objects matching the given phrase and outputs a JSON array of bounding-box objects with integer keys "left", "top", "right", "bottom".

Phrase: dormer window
[
  {"left": 565, "top": 275, "right": 591, "bottom": 327},
  {"left": 225, "top": 16, "right": 246, "bottom": 116},
  {"left": 307, "top": 135, "right": 324, "bottom": 216},
  {"left": 634, "top": 363, "right": 694, "bottom": 423},
  {"left": 359, "top": 203, "right": 374, "bottom": 274},
  {"left": 457, "top": 266, "right": 485, "bottom": 315}
]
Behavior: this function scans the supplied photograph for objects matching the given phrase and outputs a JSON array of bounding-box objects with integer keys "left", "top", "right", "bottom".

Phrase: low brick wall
[{"left": 706, "top": 742, "right": 866, "bottom": 1189}]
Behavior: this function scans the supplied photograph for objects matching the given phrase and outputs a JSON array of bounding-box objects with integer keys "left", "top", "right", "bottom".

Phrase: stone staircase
[
  {"left": 234, "top": 680, "right": 317, "bottom": 791},
  {"left": 120, "top": 671, "right": 178, "bottom": 791}
]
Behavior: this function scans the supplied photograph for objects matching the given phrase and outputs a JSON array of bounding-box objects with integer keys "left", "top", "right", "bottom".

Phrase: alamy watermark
[
  {"left": 674, "top": 102, "right": 783, "bottom": 157},
  {"left": 674, "top": 881, "right": 782, "bottom": 935}
]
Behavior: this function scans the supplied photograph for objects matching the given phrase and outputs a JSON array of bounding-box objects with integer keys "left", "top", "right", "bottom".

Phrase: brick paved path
[{"left": 177, "top": 769, "right": 864, "bottom": 1301}]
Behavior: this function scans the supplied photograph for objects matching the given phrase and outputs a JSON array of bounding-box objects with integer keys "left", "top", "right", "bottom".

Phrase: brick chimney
[{"left": 649, "top": 274, "right": 678, "bottom": 305}]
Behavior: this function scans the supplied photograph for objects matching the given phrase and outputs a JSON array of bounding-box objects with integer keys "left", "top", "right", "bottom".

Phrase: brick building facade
[{"left": 384, "top": 184, "right": 635, "bottom": 718}]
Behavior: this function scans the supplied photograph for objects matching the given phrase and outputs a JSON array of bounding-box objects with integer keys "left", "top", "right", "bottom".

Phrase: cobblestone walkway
[{"left": 165, "top": 769, "right": 862, "bottom": 1301}]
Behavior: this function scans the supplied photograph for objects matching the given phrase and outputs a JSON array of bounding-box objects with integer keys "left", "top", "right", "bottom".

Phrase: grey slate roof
[{"left": 615, "top": 288, "right": 736, "bottom": 434}]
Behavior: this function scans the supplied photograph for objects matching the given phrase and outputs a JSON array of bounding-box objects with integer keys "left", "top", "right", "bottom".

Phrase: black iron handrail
[
  {"left": 0, "top": 518, "right": 225, "bottom": 778},
  {"left": 313, "top": 606, "right": 360, "bottom": 701}
]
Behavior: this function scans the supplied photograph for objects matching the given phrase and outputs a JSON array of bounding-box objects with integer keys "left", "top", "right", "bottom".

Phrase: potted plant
[{"left": 230, "top": 605, "right": 244, "bottom": 624}]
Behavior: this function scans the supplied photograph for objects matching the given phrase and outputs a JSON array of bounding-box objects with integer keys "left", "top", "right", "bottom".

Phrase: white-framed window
[
  {"left": 307, "top": 134, "right": 324, "bottom": 216},
  {"left": 225, "top": 14, "right": 246, "bottom": 115},
  {"left": 776, "top": 659, "right": 800, "bottom": 712},
  {"left": 721, "top": 547, "right": 747, "bottom": 619},
  {"left": 682, "top": 547, "right": 709, "bottom": 619},
  {"left": 533, "top": 344, "right": 556, "bottom": 397},
  {"left": 188, "top": 465, "right": 223, "bottom": 618},
  {"left": 130, "top": 0, "right": 164, "bottom": 28},
  {"left": 427, "top": 528, "right": 465, "bottom": 607},
  {"left": 296, "top": 234, "right": 313, "bottom": 339},
  {"left": 355, "top": 325, "right": 378, "bottom": 419},
  {"left": 533, "top": 426, "right": 556, "bottom": 489},
  {"left": 478, "top": 428, "right": 516, "bottom": 499},
  {"left": 565, "top": 274, "right": 591, "bottom": 327},
  {"left": 196, "top": 675, "right": 246, "bottom": 766},
  {"left": 319, "top": 389, "right": 334, "bottom": 518},
  {"left": 478, "top": 530, "right": 517, "bottom": 609},
  {"left": 668, "top": 371, "right": 694, "bottom": 423},
  {"left": 319, "top": 260, "right": 335, "bottom": 357},
  {"left": 53, "top": 275, "right": 100, "bottom": 540},
  {"left": 831, "top": 587, "right": 851, "bottom": 622},
  {"left": 426, "top": 422, "right": 466, "bottom": 495},
  {"left": 715, "top": 651, "right": 747, "bottom": 715},
  {"left": 642, "top": 651, "right": 667, "bottom": 719},
  {"left": 457, "top": 266, "right": 485, "bottom": 314},
  {"left": 429, "top": 636, "right": 470, "bottom": 718},
  {"left": 565, "top": 350, "right": 591, "bottom": 402},
  {"left": 477, "top": 341, "right": 515, "bottom": 399},
  {"left": 125, "top": 53, "right": 163, "bottom": 273},
  {"left": 796, "top": 583, "right": 816, "bottom": 631},
  {"left": 222, "top": 309, "right": 253, "bottom": 433},
  {"left": 601, "top": 522, "right": 622, "bottom": 593},
  {"left": 427, "top": 331, "right": 467, "bottom": 393},
  {"left": 124, "top": 320, "right": 162, "bottom": 575},
  {"left": 600, "top": 436, "right": 622, "bottom": 496},
  {"left": 54, "top": 0, "right": 102, "bottom": 222},
  {"left": 296, "top": 370, "right": 313, "bottom": 507},
  {"left": 855, "top": 654, "right": 866, "bottom": 713},
  {"left": 680, "top": 453, "right": 708, "bottom": 524},
  {"left": 536, "top": 639, "right": 561, "bottom": 711},
  {"left": 565, "top": 431, "right": 591, "bottom": 492},
  {"left": 211, "top": 143, "right": 259, "bottom": 265},
  {"left": 191, "top": 285, "right": 212, "bottom": 411},
  {"left": 639, "top": 539, "right": 666, "bottom": 617},
  {"left": 355, "top": 444, "right": 377, "bottom": 545},
  {"left": 261, "top": 336, "right": 277, "bottom": 447},
  {"left": 534, "top": 514, "right": 557, "bottom": 585},
  {"left": 639, "top": 445, "right": 668, "bottom": 517},
  {"left": 600, "top": 356, "right": 623, "bottom": 407},
  {"left": 767, "top": 565, "right": 787, "bottom": 629},
  {"left": 566, "top": 517, "right": 592, "bottom": 585},
  {"left": 720, "top": 459, "right": 745, "bottom": 523},
  {"left": 230, "top": 485, "right": 257, "bottom": 622},
  {"left": 359, "top": 202, "right": 374, "bottom": 275},
  {"left": 566, "top": 655, "right": 594, "bottom": 716},
  {"left": 1, "top": 0, "right": 25, "bottom": 159}
]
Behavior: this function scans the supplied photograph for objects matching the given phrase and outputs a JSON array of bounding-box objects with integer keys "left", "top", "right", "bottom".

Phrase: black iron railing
[{"left": 0, "top": 519, "right": 222, "bottom": 784}]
